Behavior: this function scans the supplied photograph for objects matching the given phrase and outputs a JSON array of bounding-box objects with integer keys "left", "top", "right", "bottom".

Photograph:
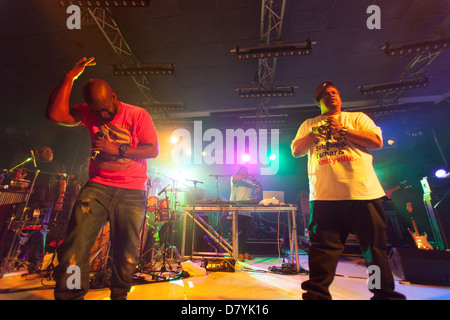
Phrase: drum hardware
[
  {"left": 40, "top": 177, "right": 71, "bottom": 279},
  {"left": 0, "top": 167, "right": 40, "bottom": 278},
  {"left": 0, "top": 160, "right": 71, "bottom": 279},
  {"left": 137, "top": 184, "right": 182, "bottom": 281}
]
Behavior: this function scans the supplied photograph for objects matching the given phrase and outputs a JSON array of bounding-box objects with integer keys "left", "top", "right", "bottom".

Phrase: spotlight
[
  {"left": 242, "top": 154, "right": 251, "bottom": 163},
  {"left": 58, "top": 0, "right": 150, "bottom": 6},
  {"left": 435, "top": 169, "right": 448, "bottom": 178},
  {"left": 357, "top": 77, "right": 428, "bottom": 95},
  {"left": 269, "top": 154, "right": 277, "bottom": 161},
  {"left": 113, "top": 63, "right": 175, "bottom": 76},
  {"left": 237, "top": 86, "right": 295, "bottom": 98},
  {"left": 230, "top": 39, "right": 316, "bottom": 60},
  {"left": 170, "top": 136, "right": 179, "bottom": 144},
  {"left": 381, "top": 38, "right": 450, "bottom": 56}
]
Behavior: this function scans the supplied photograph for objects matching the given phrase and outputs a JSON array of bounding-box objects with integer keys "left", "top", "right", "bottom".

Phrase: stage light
[
  {"left": 435, "top": 169, "right": 448, "bottom": 178},
  {"left": 269, "top": 154, "right": 277, "bottom": 161},
  {"left": 170, "top": 136, "right": 179, "bottom": 144},
  {"left": 58, "top": 0, "right": 150, "bottom": 6},
  {"left": 230, "top": 39, "right": 315, "bottom": 60},
  {"left": 237, "top": 86, "right": 295, "bottom": 98},
  {"left": 113, "top": 63, "right": 175, "bottom": 76},
  {"left": 381, "top": 38, "right": 450, "bottom": 56},
  {"left": 140, "top": 101, "right": 185, "bottom": 112},
  {"left": 242, "top": 154, "right": 251, "bottom": 163},
  {"left": 357, "top": 77, "right": 428, "bottom": 95}
]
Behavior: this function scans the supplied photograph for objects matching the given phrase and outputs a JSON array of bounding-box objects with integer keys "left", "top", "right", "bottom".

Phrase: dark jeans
[
  {"left": 302, "top": 199, "right": 406, "bottom": 300},
  {"left": 54, "top": 182, "right": 146, "bottom": 300}
]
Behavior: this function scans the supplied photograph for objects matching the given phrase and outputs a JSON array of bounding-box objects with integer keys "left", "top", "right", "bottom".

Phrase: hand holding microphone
[
  {"left": 92, "top": 128, "right": 108, "bottom": 160},
  {"left": 316, "top": 117, "right": 343, "bottom": 140}
]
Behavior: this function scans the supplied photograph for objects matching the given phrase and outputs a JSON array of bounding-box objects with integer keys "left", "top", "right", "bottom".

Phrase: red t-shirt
[{"left": 74, "top": 102, "right": 158, "bottom": 190}]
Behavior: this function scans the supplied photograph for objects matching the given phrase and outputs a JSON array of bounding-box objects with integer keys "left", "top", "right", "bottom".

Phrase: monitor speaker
[{"left": 389, "top": 247, "right": 450, "bottom": 286}]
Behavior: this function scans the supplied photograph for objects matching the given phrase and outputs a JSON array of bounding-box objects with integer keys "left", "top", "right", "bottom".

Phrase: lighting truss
[
  {"left": 85, "top": 8, "right": 155, "bottom": 102},
  {"left": 237, "top": 86, "right": 295, "bottom": 98},
  {"left": 83, "top": 7, "right": 179, "bottom": 120},
  {"left": 232, "top": 0, "right": 302, "bottom": 119},
  {"left": 357, "top": 77, "right": 428, "bottom": 95},
  {"left": 58, "top": 0, "right": 149, "bottom": 7},
  {"left": 230, "top": 39, "right": 313, "bottom": 60},
  {"left": 380, "top": 38, "right": 450, "bottom": 56},
  {"left": 113, "top": 63, "right": 175, "bottom": 76},
  {"left": 374, "top": 15, "right": 450, "bottom": 106},
  {"left": 139, "top": 101, "right": 185, "bottom": 112}
]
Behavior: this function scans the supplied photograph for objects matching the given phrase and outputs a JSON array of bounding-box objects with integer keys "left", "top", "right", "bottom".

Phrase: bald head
[
  {"left": 82, "top": 78, "right": 121, "bottom": 122},
  {"left": 83, "top": 78, "right": 113, "bottom": 103}
]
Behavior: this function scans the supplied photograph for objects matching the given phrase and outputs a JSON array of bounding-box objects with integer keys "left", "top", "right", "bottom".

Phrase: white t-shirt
[
  {"left": 230, "top": 177, "right": 253, "bottom": 201},
  {"left": 230, "top": 177, "right": 254, "bottom": 217},
  {"left": 291, "top": 111, "right": 386, "bottom": 201}
]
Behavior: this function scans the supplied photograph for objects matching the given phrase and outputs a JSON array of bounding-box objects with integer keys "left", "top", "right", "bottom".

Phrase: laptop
[{"left": 263, "top": 191, "right": 285, "bottom": 202}]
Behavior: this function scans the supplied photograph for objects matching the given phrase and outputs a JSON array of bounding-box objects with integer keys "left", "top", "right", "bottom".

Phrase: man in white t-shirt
[{"left": 291, "top": 81, "right": 405, "bottom": 300}]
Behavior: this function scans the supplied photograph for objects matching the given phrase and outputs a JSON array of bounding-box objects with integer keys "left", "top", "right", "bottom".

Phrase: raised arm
[{"left": 46, "top": 57, "right": 96, "bottom": 126}]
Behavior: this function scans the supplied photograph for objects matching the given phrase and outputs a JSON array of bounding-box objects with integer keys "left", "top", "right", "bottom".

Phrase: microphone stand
[
  {"left": 156, "top": 187, "right": 171, "bottom": 276},
  {"left": 209, "top": 175, "right": 230, "bottom": 202}
]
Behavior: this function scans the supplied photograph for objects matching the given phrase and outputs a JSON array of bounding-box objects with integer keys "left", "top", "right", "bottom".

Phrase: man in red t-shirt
[{"left": 47, "top": 57, "right": 159, "bottom": 300}]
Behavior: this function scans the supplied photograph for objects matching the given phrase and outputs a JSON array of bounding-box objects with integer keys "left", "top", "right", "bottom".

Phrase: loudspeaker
[{"left": 389, "top": 247, "right": 450, "bottom": 286}]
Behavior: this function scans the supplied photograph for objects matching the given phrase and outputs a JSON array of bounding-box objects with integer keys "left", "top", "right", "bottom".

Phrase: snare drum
[{"left": 146, "top": 196, "right": 159, "bottom": 212}]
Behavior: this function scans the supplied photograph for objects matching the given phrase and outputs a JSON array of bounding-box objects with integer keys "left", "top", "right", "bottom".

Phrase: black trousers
[{"left": 302, "top": 199, "right": 405, "bottom": 300}]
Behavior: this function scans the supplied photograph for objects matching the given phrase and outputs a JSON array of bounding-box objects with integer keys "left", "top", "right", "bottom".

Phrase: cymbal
[{"left": 166, "top": 188, "right": 187, "bottom": 193}]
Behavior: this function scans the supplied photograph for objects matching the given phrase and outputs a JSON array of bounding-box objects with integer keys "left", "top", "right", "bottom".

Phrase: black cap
[{"left": 313, "top": 81, "right": 335, "bottom": 105}]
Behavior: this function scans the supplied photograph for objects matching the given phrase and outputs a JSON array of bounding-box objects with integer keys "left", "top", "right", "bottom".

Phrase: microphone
[
  {"left": 325, "top": 118, "right": 332, "bottom": 141},
  {"left": 92, "top": 128, "right": 108, "bottom": 160},
  {"left": 326, "top": 126, "right": 332, "bottom": 141},
  {"left": 30, "top": 150, "right": 37, "bottom": 167},
  {"left": 158, "top": 184, "right": 171, "bottom": 196}
]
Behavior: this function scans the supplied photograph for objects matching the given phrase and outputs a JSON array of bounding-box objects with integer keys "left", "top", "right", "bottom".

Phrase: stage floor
[{"left": 1, "top": 251, "right": 449, "bottom": 301}]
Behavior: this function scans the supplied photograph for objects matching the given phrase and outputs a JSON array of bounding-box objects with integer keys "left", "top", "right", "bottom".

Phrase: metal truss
[
  {"left": 379, "top": 14, "right": 450, "bottom": 107},
  {"left": 255, "top": 0, "right": 287, "bottom": 118},
  {"left": 379, "top": 49, "right": 443, "bottom": 107},
  {"left": 83, "top": 8, "right": 173, "bottom": 120}
]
